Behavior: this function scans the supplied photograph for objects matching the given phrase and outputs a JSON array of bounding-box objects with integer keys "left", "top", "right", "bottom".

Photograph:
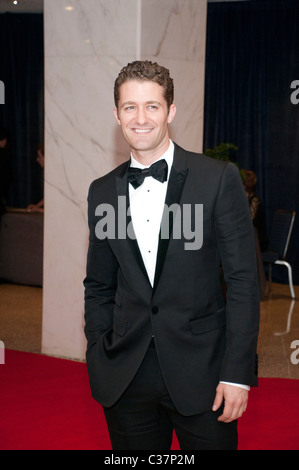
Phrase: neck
[{"left": 131, "top": 140, "right": 170, "bottom": 167}]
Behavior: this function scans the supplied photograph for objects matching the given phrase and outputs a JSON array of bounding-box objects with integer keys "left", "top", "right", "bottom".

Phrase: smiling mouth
[{"left": 132, "top": 128, "right": 153, "bottom": 134}]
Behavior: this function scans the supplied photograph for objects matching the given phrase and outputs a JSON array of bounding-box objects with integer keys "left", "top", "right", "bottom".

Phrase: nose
[{"left": 136, "top": 106, "right": 147, "bottom": 125}]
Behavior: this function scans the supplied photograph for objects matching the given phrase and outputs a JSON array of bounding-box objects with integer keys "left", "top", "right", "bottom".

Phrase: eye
[{"left": 124, "top": 105, "right": 135, "bottom": 111}]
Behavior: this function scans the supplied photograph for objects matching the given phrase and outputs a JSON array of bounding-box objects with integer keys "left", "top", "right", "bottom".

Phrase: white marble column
[{"left": 42, "top": 0, "right": 207, "bottom": 360}]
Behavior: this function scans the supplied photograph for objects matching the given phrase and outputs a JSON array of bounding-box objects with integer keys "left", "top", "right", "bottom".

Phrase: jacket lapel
[
  {"left": 153, "top": 145, "right": 189, "bottom": 291},
  {"left": 115, "top": 161, "right": 152, "bottom": 285}
]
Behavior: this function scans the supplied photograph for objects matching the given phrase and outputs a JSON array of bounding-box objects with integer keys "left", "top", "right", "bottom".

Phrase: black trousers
[{"left": 103, "top": 340, "right": 238, "bottom": 450}]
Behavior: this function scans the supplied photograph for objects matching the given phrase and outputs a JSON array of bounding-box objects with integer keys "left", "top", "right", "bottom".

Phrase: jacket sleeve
[
  {"left": 83, "top": 181, "right": 119, "bottom": 353},
  {"left": 214, "top": 163, "right": 260, "bottom": 386}
]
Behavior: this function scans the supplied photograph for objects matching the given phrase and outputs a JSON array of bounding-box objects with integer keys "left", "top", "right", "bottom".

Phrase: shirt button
[{"left": 151, "top": 306, "right": 159, "bottom": 314}]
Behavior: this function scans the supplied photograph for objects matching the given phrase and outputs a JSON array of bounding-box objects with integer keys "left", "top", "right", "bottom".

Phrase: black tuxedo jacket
[{"left": 84, "top": 143, "right": 260, "bottom": 416}]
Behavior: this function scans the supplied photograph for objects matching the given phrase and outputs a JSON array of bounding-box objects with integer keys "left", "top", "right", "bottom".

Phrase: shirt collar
[{"left": 130, "top": 140, "right": 174, "bottom": 172}]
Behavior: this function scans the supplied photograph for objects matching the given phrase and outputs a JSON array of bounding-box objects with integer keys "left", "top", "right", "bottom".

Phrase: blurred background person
[
  {"left": 243, "top": 169, "right": 268, "bottom": 252},
  {"left": 243, "top": 169, "right": 268, "bottom": 298},
  {"left": 26, "top": 144, "right": 44, "bottom": 213},
  {"left": 0, "top": 127, "right": 12, "bottom": 219}
]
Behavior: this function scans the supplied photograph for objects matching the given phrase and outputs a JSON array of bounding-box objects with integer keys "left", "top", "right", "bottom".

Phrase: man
[
  {"left": 0, "top": 127, "right": 12, "bottom": 217},
  {"left": 26, "top": 144, "right": 45, "bottom": 213},
  {"left": 84, "top": 61, "right": 259, "bottom": 450}
]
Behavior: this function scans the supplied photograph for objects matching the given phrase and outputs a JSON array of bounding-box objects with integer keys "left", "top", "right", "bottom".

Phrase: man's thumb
[{"left": 212, "top": 385, "right": 224, "bottom": 411}]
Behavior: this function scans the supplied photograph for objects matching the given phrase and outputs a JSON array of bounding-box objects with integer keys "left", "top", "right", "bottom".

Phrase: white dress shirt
[
  {"left": 129, "top": 140, "right": 174, "bottom": 287},
  {"left": 128, "top": 140, "right": 249, "bottom": 391}
]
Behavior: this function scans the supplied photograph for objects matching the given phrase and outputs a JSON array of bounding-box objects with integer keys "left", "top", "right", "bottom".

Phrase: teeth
[{"left": 134, "top": 129, "right": 151, "bottom": 133}]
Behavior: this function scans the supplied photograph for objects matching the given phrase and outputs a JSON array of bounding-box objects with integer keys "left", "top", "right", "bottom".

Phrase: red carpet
[{"left": 0, "top": 349, "right": 298, "bottom": 450}]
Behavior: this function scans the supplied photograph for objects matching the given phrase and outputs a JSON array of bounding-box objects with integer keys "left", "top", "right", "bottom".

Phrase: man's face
[
  {"left": 37, "top": 150, "right": 44, "bottom": 168},
  {"left": 114, "top": 79, "right": 176, "bottom": 162},
  {"left": 0, "top": 138, "right": 7, "bottom": 149}
]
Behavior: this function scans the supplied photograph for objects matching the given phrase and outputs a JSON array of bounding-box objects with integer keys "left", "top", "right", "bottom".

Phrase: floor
[
  {"left": 0, "top": 281, "right": 299, "bottom": 379},
  {"left": 258, "top": 283, "right": 299, "bottom": 379},
  {"left": 0, "top": 283, "right": 42, "bottom": 354}
]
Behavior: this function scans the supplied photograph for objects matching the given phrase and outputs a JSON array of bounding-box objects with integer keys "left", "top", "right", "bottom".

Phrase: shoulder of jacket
[
  {"left": 174, "top": 142, "right": 229, "bottom": 173},
  {"left": 90, "top": 159, "right": 129, "bottom": 188}
]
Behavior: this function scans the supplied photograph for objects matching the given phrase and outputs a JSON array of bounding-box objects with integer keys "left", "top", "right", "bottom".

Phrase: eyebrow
[{"left": 120, "top": 100, "right": 161, "bottom": 109}]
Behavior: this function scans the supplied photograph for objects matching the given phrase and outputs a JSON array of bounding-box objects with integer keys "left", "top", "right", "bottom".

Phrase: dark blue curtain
[
  {"left": 204, "top": 0, "right": 299, "bottom": 284},
  {"left": 0, "top": 13, "right": 44, "bottom": 208}
]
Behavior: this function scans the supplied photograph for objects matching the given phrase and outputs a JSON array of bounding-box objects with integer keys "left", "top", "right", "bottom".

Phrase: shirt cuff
[{"left": 220, "top": 381, "right": 250, "bottom": 391}]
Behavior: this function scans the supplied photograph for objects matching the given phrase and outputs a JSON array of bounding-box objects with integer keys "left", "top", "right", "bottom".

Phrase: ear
[
  {"left": 113, "top": 107, "right": 121, "bottom": 125},
  {"left": 167, "top": 103, "right": 176, "bottom": 124}
]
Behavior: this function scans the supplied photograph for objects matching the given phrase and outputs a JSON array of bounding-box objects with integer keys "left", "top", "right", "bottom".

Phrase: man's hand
[{"left": 212, "top": 383, "right": 248, "bottom": 423}]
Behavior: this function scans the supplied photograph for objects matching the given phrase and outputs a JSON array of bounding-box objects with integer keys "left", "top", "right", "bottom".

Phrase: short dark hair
[
  {"left": 0, "top": 127, "right": 9, "bottom": 140},
  {"left": 114, "top": 60, "right": 174, "bottom": 110}
]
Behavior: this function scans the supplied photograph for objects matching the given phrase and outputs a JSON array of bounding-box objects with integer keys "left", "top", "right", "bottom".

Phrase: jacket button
[{"left": 151, "top": 306, "right": 159, "bottom": 314}]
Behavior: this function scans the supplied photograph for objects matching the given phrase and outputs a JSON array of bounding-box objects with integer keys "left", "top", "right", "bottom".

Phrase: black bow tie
[{"left": 127, "top": 159, "right": 168, "bottom": 189}]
